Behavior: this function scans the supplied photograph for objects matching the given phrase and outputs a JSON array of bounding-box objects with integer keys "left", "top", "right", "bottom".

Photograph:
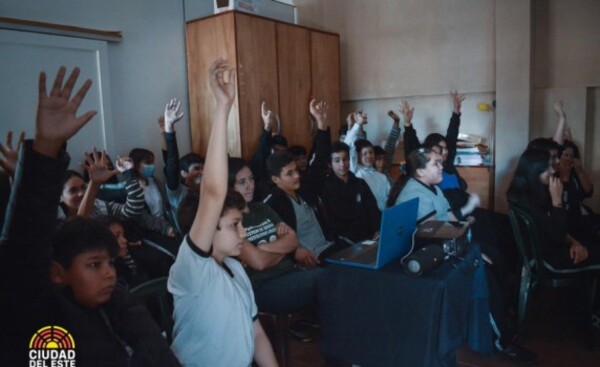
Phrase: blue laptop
[{"left": 325, "top": 197, "right": 419, "bottom": 269}]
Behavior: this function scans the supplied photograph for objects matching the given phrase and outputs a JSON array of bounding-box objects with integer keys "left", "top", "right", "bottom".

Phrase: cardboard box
[{"left": 214, "top": 0, "right": 257, "bottom": 14}]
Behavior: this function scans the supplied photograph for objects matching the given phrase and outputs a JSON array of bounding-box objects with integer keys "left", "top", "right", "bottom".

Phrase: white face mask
[{"left": 193, "top": 175, "right": 202, "bottom": 185}]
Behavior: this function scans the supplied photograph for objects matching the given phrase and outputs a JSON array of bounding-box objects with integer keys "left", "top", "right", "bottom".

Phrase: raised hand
[
  {"left": 553, "top": 101, "right": 565, "bottom": 118},
  {"left": 0, "top": 130, "right": 25, "bottom": 177},
  {"left": 209, "top": 58, "right": 236, "bottom": 108},
  {"left": 400, "top": 100, "right": 414, "bottom": 126},
  {"left": 387, "top": 110, "right": 400, "bottom": 122},
  {"left": 261, "top": 101, "right": 274, "bottom": 132},
  {"left": 164, "top": 98, "right": 184, "bottom": 133},
  {"left": 34, "top": 66, "right": 96, "bottom": 157},
  {"left": 309, "top": 99, "right": 329, "bottom": 130},
  {"left": 115, "top": 156, "right": 134, "bottom": 173},
  {"left": 354, "top": 110, "right": 367, "bottom": 125},
  {"left": 451, "top": 90, "right": 466, "bottom": 114},
  {"left": 82, "top": 148, "right": 117, "bottom": 185}
]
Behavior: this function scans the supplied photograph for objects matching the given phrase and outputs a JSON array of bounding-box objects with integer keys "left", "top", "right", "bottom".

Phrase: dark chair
[
  {"left": 258, "top": 312, "right": 290, "bottom": 367},
  {"left": 129, "top": 276, "right": 174, "bottom": 343},
  {"left": 508, "top": 204, "right": 597, "bottom": 348}
]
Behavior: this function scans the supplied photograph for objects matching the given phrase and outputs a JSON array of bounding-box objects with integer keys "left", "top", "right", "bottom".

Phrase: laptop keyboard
[{"left": 348, "top": 244, "right": 378, "bottom": 264}]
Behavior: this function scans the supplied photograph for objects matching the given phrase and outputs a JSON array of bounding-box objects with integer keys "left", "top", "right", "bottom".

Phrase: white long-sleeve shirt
[{"left": 344, "top": 123, "right": 391, "bottom": 211}]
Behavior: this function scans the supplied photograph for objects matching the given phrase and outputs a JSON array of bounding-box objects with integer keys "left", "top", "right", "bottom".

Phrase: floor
[{"left": 285, "top": 287, "right": 600, "bottom": 367}]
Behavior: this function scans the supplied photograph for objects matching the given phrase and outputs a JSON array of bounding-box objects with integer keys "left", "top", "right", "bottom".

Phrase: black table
[{"left": 318, "top": 245, "right": 493, "bottom": 367}]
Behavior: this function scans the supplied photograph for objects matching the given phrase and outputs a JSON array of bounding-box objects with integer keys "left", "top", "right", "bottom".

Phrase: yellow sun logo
[{"left": 29, "top": 325, "right": 76, "bottom": 349}]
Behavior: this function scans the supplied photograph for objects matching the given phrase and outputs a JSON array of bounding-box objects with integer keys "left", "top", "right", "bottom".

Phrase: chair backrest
[
  {"left": 508, "top": 204, "right": 539, "bottom": 278},
  {"left": 129, "top": 277, "right": 173, "bottom": 342},
  {"left": 508, "top": 204, "right": 580, "bottom": 286}
]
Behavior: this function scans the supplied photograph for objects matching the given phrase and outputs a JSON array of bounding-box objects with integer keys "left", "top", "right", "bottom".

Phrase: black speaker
[{"left": 403, "top": 244, "right": 445, "bottom": 277}]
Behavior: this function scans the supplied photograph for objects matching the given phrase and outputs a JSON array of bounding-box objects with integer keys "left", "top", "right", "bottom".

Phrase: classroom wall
[
  {"left": 296, "top": 0, "right": 600, "bottom": 213},
  {"left": 532, "top": 0, "right": 600, "bottom": 211},
  {"left": 0, "top": 0, "right": 190, "bottom": 178}
]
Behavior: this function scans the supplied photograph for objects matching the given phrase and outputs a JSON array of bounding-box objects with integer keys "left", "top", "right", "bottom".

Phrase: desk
[{"left": 318, "top": 245, "right": 492, "bottom": 367}]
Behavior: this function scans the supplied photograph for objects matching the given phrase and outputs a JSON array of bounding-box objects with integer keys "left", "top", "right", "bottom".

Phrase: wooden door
[
  {"left": 276, "top": 22, "right": 312, "bottom": 151},
  {"left": 234, "top": 12, "right": 279, "bottom": 160},
  {"left": 311, "top": 31, "right": 341, "bottom": 141},
  {"left": 186, "top": 12, "right": 238, "bottom": 157}
]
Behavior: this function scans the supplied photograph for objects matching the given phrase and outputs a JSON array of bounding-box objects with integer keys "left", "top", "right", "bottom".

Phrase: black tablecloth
[{"left": 318, "top": 245, "right": 493, "bottom": 367}]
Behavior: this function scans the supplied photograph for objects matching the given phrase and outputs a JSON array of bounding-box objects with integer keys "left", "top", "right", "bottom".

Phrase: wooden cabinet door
[
  {"left": 456, "top": 166, "right": 495, "bottom": 211},
  {"left": 311, "top": 31, "right": 341, "bottom": 141},
  {"left": 235, "top": 12, "right": 279, "bottom": 160},
  {"left": 276, "top": 22, "right": 312, "bottom": 151},
  {"left": 186, "top": 12, "right": 237, "bottom": 157}
]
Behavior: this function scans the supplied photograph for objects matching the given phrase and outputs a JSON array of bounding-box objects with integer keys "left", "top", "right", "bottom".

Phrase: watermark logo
[{"left": 29, "top": 325, "right": 76, "bottom": 366}]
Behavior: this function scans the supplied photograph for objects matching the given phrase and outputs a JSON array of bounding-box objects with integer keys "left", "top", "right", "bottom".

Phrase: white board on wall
[{"left": 0, "top": 29, "right": 114, "bottom": 169}]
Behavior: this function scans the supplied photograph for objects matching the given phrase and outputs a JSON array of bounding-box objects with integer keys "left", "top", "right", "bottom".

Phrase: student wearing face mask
[
  {"left": 129, "top": 148, "right": 163, "bottom": 218},
  {"left": 127, "top": 148, "right": 178, "bottom": 265}
]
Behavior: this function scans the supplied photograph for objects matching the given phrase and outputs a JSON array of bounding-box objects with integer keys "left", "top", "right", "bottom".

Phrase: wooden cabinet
[
  {"left": 456, "top": 166, "right": 495, "bottom": 211},
  {"left": 185, "top": 11, "right": 340, "bottom": 160}
]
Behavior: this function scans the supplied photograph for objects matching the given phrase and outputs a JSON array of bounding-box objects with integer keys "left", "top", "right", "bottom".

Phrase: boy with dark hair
[
  {"left": 264, "top": 100, "right": 344, "bottom": 267},
  {"left": 322, "top": 142, "right": 381, "bottom": 244},
  {"left": 167, "top": 59, "right": 276, "bottom": 366},
  {"left": 0, "top": 66, "right": 180, "bottom": 366},
  {"left": 288, "top": 145, "right": 308, "bottom": 171}
]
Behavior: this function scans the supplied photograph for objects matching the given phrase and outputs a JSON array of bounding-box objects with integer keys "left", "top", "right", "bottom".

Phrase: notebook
[{"left": 325, "top": 197, "right": 419, "bottom": 269}]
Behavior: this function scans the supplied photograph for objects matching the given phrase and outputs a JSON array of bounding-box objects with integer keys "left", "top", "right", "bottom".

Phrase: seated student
[
  {"left": 167, "top": 59, "right": 277, "bottom": 366},
  {"left": 289, "top": 145, "right": 309, "bottom": 173},
  {"left": 58, "top": 150, "right": 145, "bottom": 220},
  {"left": 158, "top": 99, "right": 204, "bottom": 235},
  {"left": 250, "top": 101, "right": 288, "bottom": 200},
  {"left": 396, "top": 148, "right": 537, "bottom": 364},
  {"left": 288, "top": 145, "right": 315, "bottom": 191},
  {"left": 127, "top": 147, "right": 180, "bottom": 258},
  {"left": 322, "top": 141, "right": 381, "bottom": 244},
  {"left": 508, "top": 148, "right": 600, "bottom": 271},
  {"left": 128, "top": 148, "right": 167, "bottom": 220},
  {"left": 343, "top": 110, "right": 391, "bottom": 212},
  {"left": 396, "top": 95, "right": 515, "bottom": 284},
  {"left": 559, "top": 139, "right": 599, "bottom": 238},
  {"left": 550, "top": 102, "right": 598, "bottom": 239},
  {"left": 0, "top": 66, "right": 180, "bottom": 366},
  {"left": 98, "top": 216, "right": 158, "bottom": 290},
  {"left": 402, "top": 92, "right": 481, "bottom": 219},
  {"left": 229, "top": 157, "right": 325, "bottom": 307},
  {"left": 75, "top": 150, "right": 177, "bottom": 276},
  {"left": 264, "top": 100, "right": 343, "bottom": 267},
  {"left": 229, "top": 157, "right": 323, "bottom": 342}
]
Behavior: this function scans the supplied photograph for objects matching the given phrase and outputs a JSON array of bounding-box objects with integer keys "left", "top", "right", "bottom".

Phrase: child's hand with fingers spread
[{"left": 82, "top": 148, "right": 117, "bottom": 185}]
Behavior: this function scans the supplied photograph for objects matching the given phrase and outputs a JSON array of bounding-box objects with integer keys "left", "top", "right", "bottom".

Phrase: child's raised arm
[{"left": 188, "top": 59, "right": 236, "bottom": 252}]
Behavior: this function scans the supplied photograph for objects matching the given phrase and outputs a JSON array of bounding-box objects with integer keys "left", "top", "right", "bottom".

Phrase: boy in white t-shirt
[{"left": 168, "top": 59, "right": 277, "bottom": 367}]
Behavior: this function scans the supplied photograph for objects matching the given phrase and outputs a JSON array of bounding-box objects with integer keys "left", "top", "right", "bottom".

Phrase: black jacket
[{"left": 322, "top": 172, "right": 381, "bottom": 243}]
